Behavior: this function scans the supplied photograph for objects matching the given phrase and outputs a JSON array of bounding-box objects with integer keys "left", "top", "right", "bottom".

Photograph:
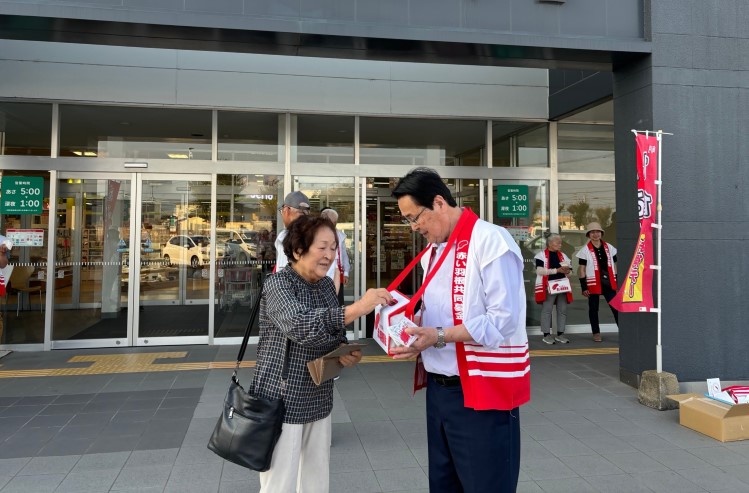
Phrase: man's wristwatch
[{"left": 434, "top": 327, "right": 446, "bottom": 349}]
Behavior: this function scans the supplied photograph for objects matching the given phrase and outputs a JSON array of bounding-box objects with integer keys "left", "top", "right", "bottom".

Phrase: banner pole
[{"left": 655, "top": 130, "right": 663, "bottom": 373}]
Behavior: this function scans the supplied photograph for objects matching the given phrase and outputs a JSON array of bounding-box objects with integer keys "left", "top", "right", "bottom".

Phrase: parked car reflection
[{"left": 162, "top": 235, "right": 211, "bottom": 268}]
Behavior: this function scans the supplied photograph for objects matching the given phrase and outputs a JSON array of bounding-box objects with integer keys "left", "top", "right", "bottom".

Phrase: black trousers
[
  {"left": 588, "top": 280, "right": 619, "bottom": 334},
  {"left": 426, "top": 375, "right": 520, "bottom": 493}
]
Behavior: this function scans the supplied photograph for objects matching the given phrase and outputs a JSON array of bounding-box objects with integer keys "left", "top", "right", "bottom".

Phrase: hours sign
[
  {"left": 1, "top": 176, "right": 44, "bottom": 214},
  {"left": 496, "top": 185, "right": 529, "bottom": 218}
]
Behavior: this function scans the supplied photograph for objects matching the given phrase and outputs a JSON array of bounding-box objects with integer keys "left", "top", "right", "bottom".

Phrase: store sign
[
  {"left": 1, "top": 176, "right": 44, "bottom": 214},
  {"left": 496, "top": 185, "right": 530, "bottom": 218}
]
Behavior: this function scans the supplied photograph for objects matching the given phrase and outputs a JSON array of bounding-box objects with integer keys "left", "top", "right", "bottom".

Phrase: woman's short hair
[
  {"left": 546, "top": 233, "right": 562, "bottom": 247},
  {"left": 282, "top": 215, "right": 338, "bottom": 263},
  {"left": 320, "top": 207, "right": 339, "bottom": 223}
]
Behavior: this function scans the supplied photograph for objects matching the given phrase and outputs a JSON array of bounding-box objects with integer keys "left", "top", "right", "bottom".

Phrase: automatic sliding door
[
  {"left": 136, "top": 177, "right": 211, "bottom": 344},
  {"left": 53, "top": 175, "right": 132, "bottom": 344}
]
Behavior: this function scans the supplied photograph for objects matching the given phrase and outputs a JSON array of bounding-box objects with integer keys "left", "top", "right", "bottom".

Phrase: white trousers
[{"left": 259, "top": 415, "right": 332, "bottom": 493}]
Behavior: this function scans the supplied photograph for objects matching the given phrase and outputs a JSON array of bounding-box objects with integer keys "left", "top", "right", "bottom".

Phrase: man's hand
[
  {"left": 582, "top": 290, "right": 590, "bottom": 297},
  {"left": 390, "top": 326, "right": 440, "bottom": 360},
  {"left": 343, "top": 275, "right": 349, "bottom": 286}
]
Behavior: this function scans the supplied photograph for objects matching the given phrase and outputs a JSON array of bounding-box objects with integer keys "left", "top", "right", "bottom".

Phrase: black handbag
[{"left": 207, "top": 278, "right": 291, "bottom": 472}]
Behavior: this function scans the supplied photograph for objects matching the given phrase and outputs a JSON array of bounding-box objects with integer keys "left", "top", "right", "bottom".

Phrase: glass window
[
  {"left": 490, "top": 180, "right": 549, "bottom": 328},
  {"left": 492, "top": 122, "right": 548, "bottom": 167},
  {"left": 558, "top": 180, "right": 617, "bottom": 327},
  {"left": 293, "top": 115, "right": 354, "bottom": 164},
  {"left": 360, "top": 117, "right": 486, "bottom": 166},
  {"left": 558, "top": 124, "right": 614, "bottom": 173},
  {"left": 0, "top": 102, "right": 52, "bottom": 156},
  {"left": 1, "top": 170, "right": 51, "bottom": 345},
  {"left": 218, "top": 111, "right": 281, "bottom": 163},
  {"left": 60, "top": 105, "right": 212, "bottom": 160},
  {"left": 214, "top": 174, "right": 282, "bottom": 338}
]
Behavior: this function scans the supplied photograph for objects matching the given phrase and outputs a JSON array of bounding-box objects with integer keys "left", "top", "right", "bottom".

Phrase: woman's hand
[
  {"left": 344, "top": 288, "right": 393, "bottom": 325},
  {"left": 339, "top": 349, "right": 362, "bottom": 367},
  {"left": 557, "top": 266, "right": 572, "bottom": 275},
  {"left": 360, "top": 288, "right": 393, "bottom": 312}
]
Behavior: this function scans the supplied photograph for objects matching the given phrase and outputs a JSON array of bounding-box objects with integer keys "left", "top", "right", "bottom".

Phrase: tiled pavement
[{"left": 0, "top": 335, "right": 748, "bottom": 492}]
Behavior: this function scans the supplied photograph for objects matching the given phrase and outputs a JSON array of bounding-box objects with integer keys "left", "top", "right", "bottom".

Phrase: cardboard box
[
  {"left": 373, "top": 290, "right": 411, "bottom": 356},
  {"left": 668, "top": 393, "right": 749, "bottom": 442}
]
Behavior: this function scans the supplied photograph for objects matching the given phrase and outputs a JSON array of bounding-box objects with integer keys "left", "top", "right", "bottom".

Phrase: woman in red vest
[
  {"left": 534, "top": 234, "right": 573, "bottom": 344},
  {"left": 576, "top": 222, "right": 618, "bottom": 342}
]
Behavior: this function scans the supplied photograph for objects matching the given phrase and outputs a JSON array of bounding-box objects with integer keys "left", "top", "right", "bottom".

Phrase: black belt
[{"left": 428, "top": 372, "right": 461, "bottom": 387}]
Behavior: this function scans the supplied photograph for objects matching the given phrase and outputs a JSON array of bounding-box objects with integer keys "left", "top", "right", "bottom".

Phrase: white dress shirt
[
  {"left": 420, "top": 241, "right": 523, "bottom": 376},
  {"left": 325, "top": 230, "right": 350, "bottom": 281},
  {"left": 274, "top": 230, "right": 288, "bottom": 272}
]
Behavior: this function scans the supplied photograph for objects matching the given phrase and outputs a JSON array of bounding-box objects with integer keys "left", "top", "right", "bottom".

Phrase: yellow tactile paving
[{"left": 0, "top": 347, "right": 618, "bottom": 379}]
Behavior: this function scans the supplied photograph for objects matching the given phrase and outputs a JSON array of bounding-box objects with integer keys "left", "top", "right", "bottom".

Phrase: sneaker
[
  {"left": 593, "top": 333, "right": 602, "bottom": 342},
  {"left": 554, "top": 334, "right": 570, "bottom": 344},
  {"left": 542, "top": 335, "right": 555, "bottom": 345}
]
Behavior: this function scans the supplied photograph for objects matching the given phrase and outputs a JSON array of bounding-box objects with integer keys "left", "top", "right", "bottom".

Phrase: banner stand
[
  {"left": 633, "top": 129, "right": 671, "bottom": 374},
  {"left": 627, "top": 130, "right": 680, "bottom": 411}
]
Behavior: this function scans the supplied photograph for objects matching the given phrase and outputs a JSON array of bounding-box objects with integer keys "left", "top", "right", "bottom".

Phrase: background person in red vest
[
  {"left": 534, "top": 233, "right": 573, "bottom": 344},
  {"left": 0, "top": 236, "right": 10, "bottom": 343},
  {"left": 390, "top": 167, "right": 528, "bottom": 493},
  {"left": 576, "top": 222, "right": 618, "bottom": 342}
]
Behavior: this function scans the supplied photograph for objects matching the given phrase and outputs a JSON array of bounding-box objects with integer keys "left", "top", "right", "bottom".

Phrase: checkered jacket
[{"left": 250, "top": 265, "right": 347, "bottom": 424}]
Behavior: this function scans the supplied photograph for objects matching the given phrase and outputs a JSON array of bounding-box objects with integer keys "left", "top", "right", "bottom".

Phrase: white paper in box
[{"left": 373, "top": 290, "right": 412, "bottom": 355}]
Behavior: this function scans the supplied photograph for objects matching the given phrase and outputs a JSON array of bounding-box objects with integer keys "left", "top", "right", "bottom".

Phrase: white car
[
  {"left": 162, "top": 235, "right": 211, "bottom": 268},
  {"left": 216, "top": 229, "right": 258, "bottom": 264}
]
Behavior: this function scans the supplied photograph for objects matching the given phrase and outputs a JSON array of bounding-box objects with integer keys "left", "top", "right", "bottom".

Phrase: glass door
[
  {"left": 135, "top": 175, "right": 212, "bottom": 345},
  {"left": 53, "top": 174, "right": 133, "bottom": 346},
  {"left": 51, "top": 173, "right": 213, "bottom": 348},
  {"left": 363, "top": 185, "right": 427, "bottom": 337}
]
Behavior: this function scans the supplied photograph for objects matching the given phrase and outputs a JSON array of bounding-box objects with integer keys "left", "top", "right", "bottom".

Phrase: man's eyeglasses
[
  {"left": 278, "top": 205, "right": 310, "bottom": 215},
  {"left": 401, "top": 207, "right": 428, "bottom": 225}
]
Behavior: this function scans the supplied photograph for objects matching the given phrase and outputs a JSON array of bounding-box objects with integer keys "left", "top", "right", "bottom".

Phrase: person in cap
[
  {"left": 274, "top": 191, "right": 311, "bottom": 271},
  {"left": 390, "top": 167, "right": 528, "bottom": 493},
  {"left": 576, "top": 222, "right": 618, "bottom": 342}
]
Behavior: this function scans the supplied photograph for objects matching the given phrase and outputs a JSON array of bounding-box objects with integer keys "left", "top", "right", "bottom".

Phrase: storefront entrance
[{"left": 52, "top": 173, "right": 213, "bottom": 348}]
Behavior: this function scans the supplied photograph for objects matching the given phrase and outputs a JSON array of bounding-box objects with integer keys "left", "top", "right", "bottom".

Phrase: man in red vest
[{"left": 390, "top": 168, "right": 528, "bottom": 493}]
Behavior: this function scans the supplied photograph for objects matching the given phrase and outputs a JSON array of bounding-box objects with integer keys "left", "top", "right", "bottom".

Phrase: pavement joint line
[{"left": 0, "top": 347, "right": 618, "bottom": 379}]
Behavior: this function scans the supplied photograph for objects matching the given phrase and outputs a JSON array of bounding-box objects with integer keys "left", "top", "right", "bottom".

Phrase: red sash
[
  {"left": 534, "top": 250, "right": 573, "bottom": 304},
  {"left": 337, "top": 247, "right": 345, "bottom": 284},
  {"left": 386, "top": 209, "right": 529, "bottom": 410},
  {"left": 586, "top": 242, "right": 617, "bottom": 294},
  {"left": 383, "top": 209, "right": 478, "bottom": 392}
]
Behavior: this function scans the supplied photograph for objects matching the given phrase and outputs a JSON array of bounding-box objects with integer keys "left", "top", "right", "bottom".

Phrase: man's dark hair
[
  {"left": 282, "top": 215, "right": 338, "bottom": 263},
  {"left": 392, "top": 167, "right": 457, "bottom": 208}
]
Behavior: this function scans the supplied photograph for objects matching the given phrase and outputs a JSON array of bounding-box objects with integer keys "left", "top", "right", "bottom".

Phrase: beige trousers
[{"left": 259, "top": 415, "right": 332, "bottom": 493}]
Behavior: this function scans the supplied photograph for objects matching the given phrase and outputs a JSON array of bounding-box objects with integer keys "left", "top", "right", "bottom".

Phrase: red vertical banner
[{"left": 610, "top": 134, "right": 658, "bottom": 312}]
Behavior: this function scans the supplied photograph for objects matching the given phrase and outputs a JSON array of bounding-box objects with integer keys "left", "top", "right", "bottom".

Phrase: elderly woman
[
  {"left": 253, "top": 215, "right": 392, "bottom": 492},
  {"left": 534, "top": 234, "right": 573, "bottom": 345}
]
